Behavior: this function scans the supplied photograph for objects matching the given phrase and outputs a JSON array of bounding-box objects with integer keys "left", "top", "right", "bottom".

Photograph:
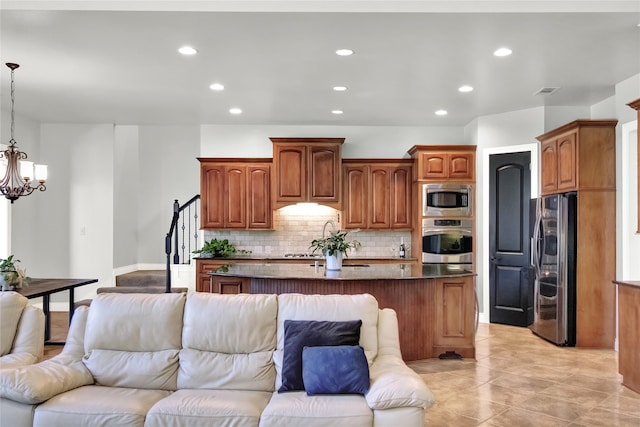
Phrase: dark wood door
[{"left": 489, "top": 151, "right": 533, "bottom": 326}]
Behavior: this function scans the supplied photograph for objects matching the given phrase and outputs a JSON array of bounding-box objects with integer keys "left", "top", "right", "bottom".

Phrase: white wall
[
  {"left": 113, "top": 125, "right": 139, "bottom": 268},
  {"left": 621, "top": 121, "right": 639, "bottom": 280},
  {"left": 137, "top": 125, "right": 200, "bottom": 264},
  {"left": 6, "top": 123, "right": 116, "bottom": 306},
  {"left": 201, "top": 125, "right": 464, "bottom": 159}
]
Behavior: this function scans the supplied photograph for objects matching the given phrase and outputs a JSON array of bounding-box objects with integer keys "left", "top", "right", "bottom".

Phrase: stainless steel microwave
[{"left": 422, "top": 183, "right": 472, "bottom": 217}]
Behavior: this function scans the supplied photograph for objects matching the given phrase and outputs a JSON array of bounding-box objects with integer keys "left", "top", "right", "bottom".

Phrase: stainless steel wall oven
[{"left": 422, "top": 218, "right": 473, "bottom": 265}]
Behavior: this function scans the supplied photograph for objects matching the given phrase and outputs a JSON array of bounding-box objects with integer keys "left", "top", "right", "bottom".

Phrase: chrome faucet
[{"left": 322, "top": 220, "right": 336, "bottom": 238}]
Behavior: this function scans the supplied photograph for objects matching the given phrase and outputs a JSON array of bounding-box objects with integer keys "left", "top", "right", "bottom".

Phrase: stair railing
[{"left": 165, "top": 195, "right": 200, "bottom": 293}]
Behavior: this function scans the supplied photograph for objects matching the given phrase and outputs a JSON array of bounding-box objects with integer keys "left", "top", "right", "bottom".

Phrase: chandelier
[{"left": 0, "top": 63, "right": 47, "bottom": 203}]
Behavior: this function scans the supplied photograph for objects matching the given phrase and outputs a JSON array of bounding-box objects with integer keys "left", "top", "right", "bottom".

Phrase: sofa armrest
[
  {"left": 366, "top": 355, "right": 434, "bottom": 410},
  {"left": 10, "top": 305, "right": 45, "bottom": 363},
  {"left": 0, "top": 355, "right": 94, "bottom": 404}
]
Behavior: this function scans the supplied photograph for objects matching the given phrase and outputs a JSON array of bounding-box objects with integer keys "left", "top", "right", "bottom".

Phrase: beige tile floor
[{"left": 408, "top": 323, "right": 640, "bottom": 427}]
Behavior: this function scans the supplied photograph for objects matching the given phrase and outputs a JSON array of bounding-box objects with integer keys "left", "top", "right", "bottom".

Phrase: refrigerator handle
[{"left": 532, "top": 198, "right": 542, "bottom": 276}]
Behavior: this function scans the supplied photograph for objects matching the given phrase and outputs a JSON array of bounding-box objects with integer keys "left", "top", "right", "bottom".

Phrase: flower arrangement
[
  {"left": 0, "top": 255, "right": 30, "bottom": 290},
  {"left": 309, "top": 229, "right": 361, "bottom": 257}
]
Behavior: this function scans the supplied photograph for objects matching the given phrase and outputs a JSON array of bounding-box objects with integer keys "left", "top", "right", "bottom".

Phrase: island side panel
[{"left": 250, "top": 277, "right": 440, "bottom": 361}]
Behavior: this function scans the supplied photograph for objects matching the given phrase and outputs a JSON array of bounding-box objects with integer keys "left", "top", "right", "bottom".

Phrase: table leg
[
  {"left": 43, "top": 294, "right": 50, "bottom": 342},
  {"left": 68, "top": 288, "right": 75, "bottom": 324}
]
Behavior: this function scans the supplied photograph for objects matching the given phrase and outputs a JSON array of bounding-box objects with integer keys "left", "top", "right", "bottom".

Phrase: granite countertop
[
  {"left": 207, "top": 262, "right": 474, "bottom": 281},
  {"left": 613, "top": 280, "right": 640, "bottom": 289},
  {"left": 195, "top": 255, "right": 418, "bottom": 262}
]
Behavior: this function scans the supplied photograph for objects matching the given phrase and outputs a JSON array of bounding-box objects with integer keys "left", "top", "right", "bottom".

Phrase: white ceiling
[{"left": 1, "top": 1, "right": 639, "bottom": 127}]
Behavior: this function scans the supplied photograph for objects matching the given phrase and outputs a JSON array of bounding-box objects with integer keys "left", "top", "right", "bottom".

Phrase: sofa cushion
[
  {"left": 275, "top": 293, "right": 379, "bottom": 390},
  {"left": 279, "top": 320, "right": 361, "bottom": 393},
  {"left": 83, "top": 293, "right": 186, "bottom": 390},
  {"left": 179, "top": 293, "right": 277, "bottom": 391},
  {"left": 146, "top": 389, "right": 272, "bottom": 427},
  {"left": 259, "top": 391, "right": 373, "bottom": 427},
  {"left": 83, "top": 349, "right": 179, "bottom": 390},
  {"left": 302, "top": 345, "right": 370, "bottom": 395},
  {"left": 33, "top": 385, "right": 170, "bottom": 427}
]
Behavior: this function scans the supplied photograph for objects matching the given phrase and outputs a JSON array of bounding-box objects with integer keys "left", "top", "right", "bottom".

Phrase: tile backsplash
[{"left": 203, "top": 204, "right": 412, "bottom": 258}]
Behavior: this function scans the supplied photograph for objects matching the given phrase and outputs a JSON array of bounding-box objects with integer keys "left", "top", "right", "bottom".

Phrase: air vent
[{"left": 534, "top": 87, "right": 560, "bottom": 96}]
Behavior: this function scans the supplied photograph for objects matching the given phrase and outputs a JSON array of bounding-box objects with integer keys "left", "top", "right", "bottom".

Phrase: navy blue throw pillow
[
  {"left": 278, "top": 320, "right": 362, "bottom": 392},
  {"left": 302, "top": 345, "right": 370, "bottom": 395}
]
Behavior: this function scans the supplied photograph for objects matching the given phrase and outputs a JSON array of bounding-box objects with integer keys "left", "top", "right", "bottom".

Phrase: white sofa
[
  {"left": 0, "top": 292, "right": 433, "bottom": 427},
  {"left": 0, "top": 291, "right": 45, "bottom": 369}
]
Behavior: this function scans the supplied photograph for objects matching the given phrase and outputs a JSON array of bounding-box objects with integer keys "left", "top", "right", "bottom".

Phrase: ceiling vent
[{"left": 534, "top": 87, "right": 560, "bottom": 96}]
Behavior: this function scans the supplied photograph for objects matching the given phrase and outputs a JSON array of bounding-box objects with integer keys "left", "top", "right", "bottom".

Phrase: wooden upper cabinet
[
  {"left": 408, "top": 145, "right": 476, "bottom": 182},
  {"left": 200, "top": 164, "right": 226, "bottom": 229},
  {"left": 556, "top": 133, "right": 577, "bottom": 192},
  {"left": 271, "top": 138, "right": 344, "bottom": 209},
  {"left": 342, "top": 160, "right": 412, "bottom": 230},
  {"left": 199, "top": 159, "right": 272, "bottom": 230},
  {"left": 343, "top": 165, "right": 368, "bottom": 229},
  {"left": 540, "top": 139, "right": 559, "bottom": 194},
  {"left": 627, "top": 98, "right": 640, "bottom": 232},
  {"left": 225, "top": 166, "right": 247, "bottom": 228},
  {"left": 390, "top": 166, "right": 412, "bottom": 229},
  {"left": 247, "top": 165, "right": 272, "bottom": 229},
  {"left": 537, "top": 120, "right": 617, "bottom": 196}
]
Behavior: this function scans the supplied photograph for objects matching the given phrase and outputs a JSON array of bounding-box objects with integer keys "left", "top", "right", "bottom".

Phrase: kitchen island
[{"left": 208, "top": 262, "right": 476, "bottom": 361}]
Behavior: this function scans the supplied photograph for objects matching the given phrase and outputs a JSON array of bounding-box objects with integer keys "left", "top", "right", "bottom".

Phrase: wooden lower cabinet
[
  {"left": 614, "top": 281, "right": 640, "bottom": 394},
  {"left": 195, "top": 259, "right": 248, "bottom": 294},
  {"left": 434, "top": 276, "right": 476, "bottom": 358}
]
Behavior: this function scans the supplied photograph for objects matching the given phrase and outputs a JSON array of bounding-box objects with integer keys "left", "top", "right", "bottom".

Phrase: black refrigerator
[{"left": 529, "top": 192, "right": 577, "bottom": 346}]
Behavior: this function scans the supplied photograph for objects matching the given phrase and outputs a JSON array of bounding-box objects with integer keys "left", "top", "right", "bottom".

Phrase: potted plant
[
  {"left": 0, "top": 255, "right": 30, "bottom": 291},
  {"left": 309, "top": 229, "right": 361, "bottom": 270},
  {"left": 192, "top": 238, "right": 251, "bottom": 258}
]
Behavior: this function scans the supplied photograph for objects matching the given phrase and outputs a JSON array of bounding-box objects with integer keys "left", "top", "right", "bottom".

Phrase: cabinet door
[
  {"left": 248, "top": 165, "right": 271, "bottom": 229},
  {"left": 419, "top": 153, "right": 448, "bottom": 179},
  {"left": 211, "top": 277, "right": 249, "bottom": 294},
  {"left": 200, "top": 164, "right": 226, "bottom": 229},
  {"left": 390, "top": 165, "right": 412, "bottom": 229},
  {"left": 556, "top": 133, "right": 577, "bottom": 192},
  {"left": 274, "top": 145, "right": 306, "bottom": 202},
  {"left": 309, "top": 145, "right": 340, "bottom": 203},
  {"left": 434, "top": 277, "right": 475, "bottom": 352},
  {"left": 196, "top": 260, "right": 229, "bottom": 292},
  {"left": 448, "top": 153, "right": 474, "bottom": 180},
  {"left": 540, "top": 139, "right": 558, "bottom": 195},
  {"left": 225, "top": 166, "right": 247, "bottom": 229},
  {"left": 343, "top": 165, "right": 368, "bottom": 229},
  {"left": 369, "top": 166, "right": 391, "bottom": 229}
]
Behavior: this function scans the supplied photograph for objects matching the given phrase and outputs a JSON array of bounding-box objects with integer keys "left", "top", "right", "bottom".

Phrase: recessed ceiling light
[
  {"left": 333, "top": 86, "right": 348, "bottom": 92},
  {"left": 458, "top": 85, "right": 474, "bottom": 93},
  {"left": 229, "top": 108, "right": 242, "bottom": 115},
  {"left": 332, "top": 110, "right": 344, "bottom": 115},
  {"left": 209, "top": 83, "right": 224, "bottom": 91},
  {"left": 435, "top": 110, "right": 448, "bottom": 116},
  {"left": 336, "top": 49, "right": 354, "bottom": 56},
  {"left": 178, "top": 46, "right": 198, "bottom": 55},
  {"left": 494, "top": 47, "right": 512, "bottom": 57}
]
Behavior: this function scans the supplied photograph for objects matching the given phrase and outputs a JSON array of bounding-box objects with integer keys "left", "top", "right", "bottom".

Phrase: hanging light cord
[{"left": 10, "top": 66, "right": 16, "bottom": 145}]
